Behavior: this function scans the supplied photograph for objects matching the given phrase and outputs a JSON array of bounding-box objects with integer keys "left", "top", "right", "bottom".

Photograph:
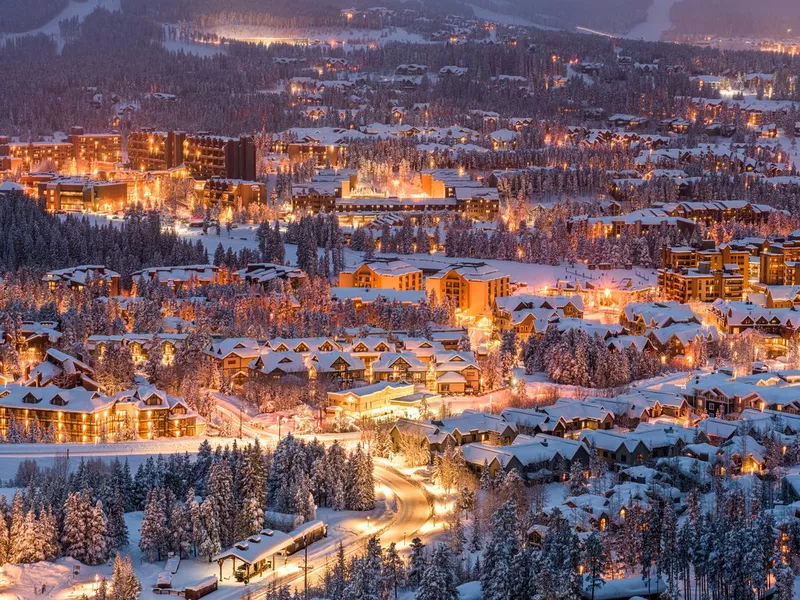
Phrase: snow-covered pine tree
[
  {"left": 417, "top": 544, "right": 459, "bottom": 600},
  {"left": 139, "top": 488, "right": 168, "bottom": 562},
  {"left": 7, "top": 491, "right": 24, "bottom": 562},
  {"left": 207, "top": 459, "right": 235, "bottom": 548},
  {"left": 345, "top": 445, "right": 375, "bottom": 511},
  {"left": 583, "top": 532, "right": 607, "bottom": 600},
  {"left": 84, "top": 500, "right": 110, "bottom": 566},
  {"left": 480, "top": 499, "right": 518, "bottom": 600},
  {"left": 197, "top": 497, "right": 221, "bottom": 562},
  {"left": 107, "top": 487, "right": 129, "bottom": 550},
  {"left": 170, "top": 501, "right": 193, "bottom": 559},
  {"left": 111, "top": 553, "right": 142, "bottom": 600},
  {"left": 408, "top": 537, "right": 427, "bottom": 587}
]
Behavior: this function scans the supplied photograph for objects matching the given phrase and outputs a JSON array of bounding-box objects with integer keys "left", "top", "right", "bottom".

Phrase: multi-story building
[
  {"left": 658, "top": 262, "right": 744, "bottom": 302},
  {"left": 67, "top": 126, "right": 122, "bottom": 170},
  {"left": 0, "top": 384, "right": 204, "bottom": 442},
  {"left": 569, "top": 209, "right": 696, "bottom": 240},
  {"left": 661, "top": 245, "right": 751, "bottom": 278},
  {"left": 236, "top": 263, "right": 307, "bottom": 289},
  {"left": 760, "top": 238, "right": 800, "bottom": 285},
  {"left": 0, "top": 385, "right": 115, "bottom": 442},
  {"left": 292, "top": 170, "right": 499, "bottom": 221},
  {"left": 338, "top": 259, "right": 423, "bottom": 291},
  {"left": 127, "top": 130, "right": 184, "bottom": 172},
  {"left": 132, "top": 264, "right": 224, "bottom": 291},
  {"left": 202, "top": 178, "right": 266, "bottom": 210},
  {"left": 37, "top": 178, "right": 128, "bottom": 213},
  {"left": 3, "top": 127, "right": 122, "bottom": 173},
  {"left": 8, "top": 140, "right": 75, "bottom": 172},
  {"left": 114, "top": 386, "right": 205, "bottom": 439},
  {"left": 426, "top": 262, "right": 510, "bottom": 318},
  {"left": 184, "top": 133, "right": 255, "bottom": 180},
  {"left": 43, "top": 265, "right": 121, "bottom": 296},
  {"left": 661, "top": 201, "right": 783, "bottom": 226},
  {"left": 127, "top": 129, "right": 256, "bottom": 180},
  {"left": 204, "top": 338, "right": 263, "bottom": 383}
]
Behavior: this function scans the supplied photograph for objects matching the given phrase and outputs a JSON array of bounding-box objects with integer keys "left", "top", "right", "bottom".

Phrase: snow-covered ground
[
  {"left": 466, "top": 3, "right": 561, "bottom": 31},
  {"left": 193, "top": 25, "right": 433, "bottom": 50},
  {"left": 0, "top": 0, "right": 121, "bottom": 51},
  {"left": 623, "top": 0, "right": 678, "bottom": 41}
]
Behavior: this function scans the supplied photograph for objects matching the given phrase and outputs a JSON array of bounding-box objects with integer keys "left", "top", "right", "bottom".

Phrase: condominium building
[
  {"left": 426, "top": 262, "right": 510, "bottom": 318},
  {"left": 760, "top": 239, "right": 800, "bottom": 285},
  {"left": 7, "top": 140, "right": 74, "bottom": 172},
  {"left": 202, "top": 178, "right": 266, "bottom": 210},
  {"left": 127, "top": 130, "right": 184, "bottom": 172},
  {"left": 658, "top": 262, "right": 744, "bottom": 302},
  {"left": 338, "top": 259, "right": 423, "bottom": 291},
  {"left": 661, "top": 245, "right": 751, "bottom": 278},
  {"left": 127, "top": 129, "right": 256, "bottom": 180},
  {"left": 67, "top": 126, "right": 122, "bottom": 169},
  {"left": 2, "top": 127, "right": 122, "bottom": 173}
]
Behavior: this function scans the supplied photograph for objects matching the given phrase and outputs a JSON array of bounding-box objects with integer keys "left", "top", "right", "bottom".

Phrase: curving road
[{"left": 243, "top": 462, "right": 431, "bottom": 598}]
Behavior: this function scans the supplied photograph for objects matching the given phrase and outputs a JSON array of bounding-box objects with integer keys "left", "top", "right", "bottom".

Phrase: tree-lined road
[{"left": 245, "top": 462, "right": 431, "bottom": 598}]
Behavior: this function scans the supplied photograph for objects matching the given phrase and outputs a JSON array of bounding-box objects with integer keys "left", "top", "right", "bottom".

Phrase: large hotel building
[
  {"left": 127, "top": 129, "right": 256, "bottom": 180},
  {"left": 1, "top": 127, "right": 122, "bottom": 172}
]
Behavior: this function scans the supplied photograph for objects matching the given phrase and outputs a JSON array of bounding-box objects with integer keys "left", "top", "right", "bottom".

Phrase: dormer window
[
  {"left": 22, "top": 393, "right": 40, "bottom": 404},
  {"left": 51, "top": 394, "right": 68, "bottom": 406}
]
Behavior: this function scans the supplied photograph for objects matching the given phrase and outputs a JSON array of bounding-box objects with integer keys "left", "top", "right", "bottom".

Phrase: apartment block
[
  {"left": 658, "top": 262, "right": 744, "bottom": 302},
  {"left": 338, "top": 259, "right": 423, "bottom": 291},
  {"left": 426, "top": 262, "right": 510, "bottom": 318},
  {"left": 128, "top": 129, "right": 256, "bottom": 180}
]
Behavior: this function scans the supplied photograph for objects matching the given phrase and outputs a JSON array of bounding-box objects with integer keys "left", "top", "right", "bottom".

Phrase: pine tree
[
  {"left": 329, "top": 542, "right": 348, "bottom": 600},
  {"left": 584, "top": 532, "right": 607, "bottom": 600},
  {"left": 139, "top": 488, "right": 168, "bottom": 562},
  {"left": 383, "top": 542, "right": 405, "bottom": 600},
  {"left": 481, "top": 500, "right": 518, "bottom": 600},
  {"left": 0, "top": 508, "right": 9, "bottom": 565},
  {"left": 408, "top": 537, "right": 427, "bottom": 587},
  {"left": 775, "top": 562, "right": 794, "bottom": 600},
  {"left": 567, "top": 461, "right": 588, "bottom": 496},
  {"left": 111, "top": 553, "right": 142, "bottom": 600},
  {"left": 207, "top": 459, "right": 235, "bottom": 548},
  {"left": 345, "top": 445, "right": 375, "bottom": 511},
  {"left": 170, "top": 502, "right": 193, "bottom": 559},
  {"left": 7, "top": 491, "right": 25, "bottom": 562},
  {"left": 107, "top": 488, "right": 129, "bottom": 550},
  {"left": 417, "top": 544, "right": 459, "bottom": 600},
  {"left": 197, "top": 497, "right": 221, "bottom": 562},
  {"left": 85, "top": 500, "right": 110, "bottom": 566}
]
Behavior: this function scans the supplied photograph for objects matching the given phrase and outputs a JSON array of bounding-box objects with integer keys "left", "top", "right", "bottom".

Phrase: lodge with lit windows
[
  {"left": 338, "top": 259, "right": 423, "bottom": 291},
  {"left": 0, "top": 384, "right": 205, "bottom": 442},
  {"left": 425, "top": 262, "right": 511, "bottom": 318},
  {"left": 292, "top": 170, "right": 500, "bottom": 221}
]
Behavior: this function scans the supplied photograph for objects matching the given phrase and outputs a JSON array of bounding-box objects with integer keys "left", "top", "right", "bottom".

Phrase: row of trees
[{"left": 522, "top": 327, "right": 663, "bottom": 388}]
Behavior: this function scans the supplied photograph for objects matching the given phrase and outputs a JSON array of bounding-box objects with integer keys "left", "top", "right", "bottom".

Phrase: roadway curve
[{"left": 244, "top": 462, "right": 432, "bottom": 598}]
